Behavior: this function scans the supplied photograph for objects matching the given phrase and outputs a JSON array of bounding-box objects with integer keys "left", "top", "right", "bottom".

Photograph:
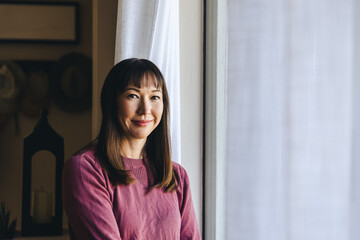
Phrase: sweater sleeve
[
  {"left": 62, "top": 154, "right": 122, "bottom": 240},
  {"left": 176, "top": 165, "right": 202, "bottom": 240}
]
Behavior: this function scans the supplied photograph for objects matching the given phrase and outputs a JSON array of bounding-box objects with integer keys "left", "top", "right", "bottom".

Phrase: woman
[{"left": 62, "top": 58, "right": 201, "bottom": 240}]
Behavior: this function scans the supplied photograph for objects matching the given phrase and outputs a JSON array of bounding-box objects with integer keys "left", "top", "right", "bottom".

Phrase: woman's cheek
[{"left": 156, "top": 103, "right": 164, "bottom": 116}]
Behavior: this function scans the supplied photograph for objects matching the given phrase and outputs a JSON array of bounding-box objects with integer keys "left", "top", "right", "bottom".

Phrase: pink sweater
[{"left": 62, "top": 150, "right": 201, "bottom": 240}]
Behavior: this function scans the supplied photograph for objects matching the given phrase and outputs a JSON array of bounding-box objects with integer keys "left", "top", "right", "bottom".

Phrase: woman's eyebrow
[
  {"left": 124, "top": 87, "right": 162, "bottom": 93},
  {"left": 124, "top": 87, "right": 140, "bottom": 92}
]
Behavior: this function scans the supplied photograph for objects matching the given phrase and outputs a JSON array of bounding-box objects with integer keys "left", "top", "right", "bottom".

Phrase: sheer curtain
[
  {"left": 226, "top": 0, "right": 359, "bottom": 239},
  {"left": 114, "top": 0, "right": 181, "bottom": 163}
]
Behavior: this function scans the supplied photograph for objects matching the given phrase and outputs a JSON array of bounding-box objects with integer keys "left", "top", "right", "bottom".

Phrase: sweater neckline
[{"left": 122, "top": 156, "right": 148, "bottom": 169}]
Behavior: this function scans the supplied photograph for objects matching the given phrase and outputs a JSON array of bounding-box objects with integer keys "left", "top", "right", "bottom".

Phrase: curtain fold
[
  {"left": 226, "top": 0, "right": 356, "bottom": 239},
  {"left": 114, "top": 0, "right": 181, "bottom": 163}
]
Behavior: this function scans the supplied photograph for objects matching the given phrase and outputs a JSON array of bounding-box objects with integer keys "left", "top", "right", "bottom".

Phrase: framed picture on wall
[{"left": 0, "top": 1, "right": 79, "bottom": 43}]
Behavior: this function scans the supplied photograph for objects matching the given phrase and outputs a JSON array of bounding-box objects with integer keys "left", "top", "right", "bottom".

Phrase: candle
[{"left": 33, "top": 190, "right": 53, "bottom": 223}]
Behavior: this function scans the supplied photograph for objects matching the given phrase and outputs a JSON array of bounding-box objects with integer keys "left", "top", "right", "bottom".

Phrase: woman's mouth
[{"left": 132, "top": 120, "right": 152, "bottom": 127}]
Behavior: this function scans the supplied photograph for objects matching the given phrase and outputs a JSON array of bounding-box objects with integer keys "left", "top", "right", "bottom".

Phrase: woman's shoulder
[
  {"left": 171, "top": 161, "right": 190, "bottom": 187},
  {"left": 64, "top": 148, "right": 103, "bottom": 176},
  {"left": 172, "top": 161, "right": 185, "bottom": 174},
  {"left": 67, "top": 148, "right": 95, "bottom": 164}
]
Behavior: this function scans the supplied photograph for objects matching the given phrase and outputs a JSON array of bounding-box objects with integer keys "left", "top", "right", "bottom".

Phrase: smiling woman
[
  {"left": 117, "top": 79, "right": 164, "bottom": 147},
  {"left": 62, "top": 58, "right": 201, "bottom": 240}
]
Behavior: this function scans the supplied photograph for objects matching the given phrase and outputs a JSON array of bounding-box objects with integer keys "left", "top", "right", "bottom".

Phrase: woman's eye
[
  {"left": 127, "top": 94, "right": 138, "bottom": 99},
  {"left": 151, "top": 95, "right": 161, "bottom": 100}
]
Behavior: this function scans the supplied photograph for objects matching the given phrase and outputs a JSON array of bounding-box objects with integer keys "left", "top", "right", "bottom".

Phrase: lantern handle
[
  {"left": 41, "top": 109, "right": 49, "bottom": 118},
  {"left": 33, "top": 109, "right": 49, "bottom": 131}
]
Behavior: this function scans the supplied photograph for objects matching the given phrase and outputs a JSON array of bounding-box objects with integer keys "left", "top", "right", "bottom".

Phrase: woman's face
[{"left": 117, "top": 76, "right": 164, "bottom": 142}]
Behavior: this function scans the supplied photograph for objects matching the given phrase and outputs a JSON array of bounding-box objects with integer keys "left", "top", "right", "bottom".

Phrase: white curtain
[
  {"left": 226, "top": 0, "right": 359, "bottom": 239},
  {"left": 114, "top": 0, "right": 181, "bottom": 163}
]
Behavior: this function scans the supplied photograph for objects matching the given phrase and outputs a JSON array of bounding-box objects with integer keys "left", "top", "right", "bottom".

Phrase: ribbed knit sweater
[{"left": 62, "top": 149, "right": 201, "bottom": 240}]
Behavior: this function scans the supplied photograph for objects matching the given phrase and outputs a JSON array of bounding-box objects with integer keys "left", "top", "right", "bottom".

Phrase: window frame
[{"left": 203, "top": 0, "right": 227, "bottom": 239}]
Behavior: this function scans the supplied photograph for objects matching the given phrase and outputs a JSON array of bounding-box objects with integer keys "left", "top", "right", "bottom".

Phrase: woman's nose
[{"left": 136, "top": 99, "right": 151, "bottom": 115}]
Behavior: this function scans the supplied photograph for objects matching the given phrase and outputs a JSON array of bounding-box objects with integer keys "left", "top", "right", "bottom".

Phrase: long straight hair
[{"left": 95, "top": 58, "right": 178, "bottom": 192}]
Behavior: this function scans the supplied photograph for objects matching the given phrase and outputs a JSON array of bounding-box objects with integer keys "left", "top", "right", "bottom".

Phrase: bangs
[
  {"left": 115, "top": 60, "right": 164, "bottom": 94},
  {"left": 129, "top": 71, "right": 162, "bottom": 90}
]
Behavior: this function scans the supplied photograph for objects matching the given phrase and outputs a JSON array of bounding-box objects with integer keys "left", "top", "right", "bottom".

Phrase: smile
[{"left": 132, "top": 120, "right": 152, "bottom": 127}]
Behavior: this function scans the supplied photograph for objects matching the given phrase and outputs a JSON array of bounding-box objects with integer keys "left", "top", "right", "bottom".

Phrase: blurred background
[{"left": 1, "top": 0, "right": 359, "bottom": 240}]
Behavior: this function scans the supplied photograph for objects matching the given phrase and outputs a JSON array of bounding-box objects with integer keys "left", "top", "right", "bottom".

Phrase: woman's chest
[{"left": 111, "top": 184, "right": 181, "bottom": 239}]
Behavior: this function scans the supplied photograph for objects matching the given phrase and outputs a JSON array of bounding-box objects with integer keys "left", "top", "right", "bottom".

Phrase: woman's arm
[{"left": 62, "top": 154, "right": 122, "bottom": 240}]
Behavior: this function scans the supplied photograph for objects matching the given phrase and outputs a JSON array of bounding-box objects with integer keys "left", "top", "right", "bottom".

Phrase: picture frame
[{"left": 0, "top": 1, "right": 79, "bottom": 43}]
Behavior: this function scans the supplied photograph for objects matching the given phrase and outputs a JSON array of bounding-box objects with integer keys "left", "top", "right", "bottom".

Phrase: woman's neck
[{"left": 120, "top": 138, "right": 146, "bottom": 159}]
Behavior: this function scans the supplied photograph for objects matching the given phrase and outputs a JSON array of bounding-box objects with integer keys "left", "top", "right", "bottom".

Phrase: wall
[
  {"left": 93, "top": 0, "right": 204, "bottom": 231},
  {"left": 92, "top": 0, "right": 117, "bottom": 137},
  {"left": 179, "top": 0, "right": 203, "bottom": 231},
  {"left": 0, "top": 0, "right": 93, "bottom": 230}
]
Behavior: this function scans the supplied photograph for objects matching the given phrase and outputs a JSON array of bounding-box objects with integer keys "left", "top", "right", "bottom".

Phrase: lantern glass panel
[{"left": 30, "top": 150, "right": 56, "bottom": 223}]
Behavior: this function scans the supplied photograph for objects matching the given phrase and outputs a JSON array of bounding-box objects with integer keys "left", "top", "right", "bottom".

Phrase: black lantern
[{"left": 21, "top": 110, "right": 64, "bottom": 236}]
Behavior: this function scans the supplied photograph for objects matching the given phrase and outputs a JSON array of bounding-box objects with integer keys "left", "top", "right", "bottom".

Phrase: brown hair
[{"left": 95, "top": 58, "right": 178, "bottom": 192}]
